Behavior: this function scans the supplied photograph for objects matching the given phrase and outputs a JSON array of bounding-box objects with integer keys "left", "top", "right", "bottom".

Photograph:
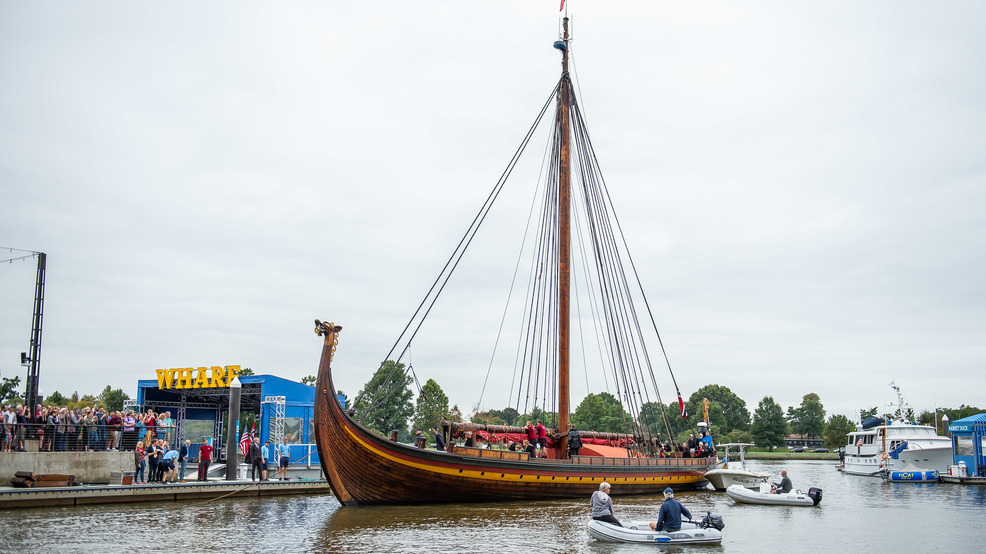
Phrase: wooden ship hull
[{"left": 313, "top": 322, "right": 712, "bottom": 506}]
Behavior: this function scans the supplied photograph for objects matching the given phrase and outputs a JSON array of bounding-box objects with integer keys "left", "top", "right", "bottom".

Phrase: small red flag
[
  {"left": 677, "top": 390, "right": 689, "bottom": 420},
  {"left": 560, "top": 0, "right": 566, "bottom": 11}
]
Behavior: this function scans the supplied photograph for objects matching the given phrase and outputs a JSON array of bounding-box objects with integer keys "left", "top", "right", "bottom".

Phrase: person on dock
[
  {"left": 568, "top": 424, "right": 583, "bottom": 457},
  {"left": 277, "top": 437, "right": 290, "bottom": 480},
  {"left": 433, "top": 427, "right": 446, "bottom": 452},
  {"left": 179, "top": 440, "right": 191, "bottom": 481},
  {"left": 771, "top": 470, "right": 792, "bottom": 494},
  {"left": 106, "top": 410, "right": 121, "bottom": 451},
  {"left": 146, "top": 439, "right": 160, "bottom": 483},
  {"left": 591, "top": 482, "right": 622, "bottom": 527},
  {"left": 198, "top": 440, "right": 214, "bottom": 481},
  {"left": 122, "top": 411, "right": 136, "bottom": 451},
  {"left": 134, "top": 442, "right": 146, "bottom": 484},
  {"left": 162, "top": 443, "right": 179, "bottom": 483},
  {"left": 95, "top": 407, "right": 107, "bottom": 450},
  {"left": 16, "top": 405, "right": 27, "bottom": 452},
  {"left": 3, "top": 406, "right": 14, "bottom": 452},
  {"left": 143, "top": 410, "right": 156, "bottom": 442},
  {"left": 249, "top": 437, "right": 264, "bottom": 481},
  {"left": 261, "top": 440, "right": 271, "bottom": 481},
  {"left": 651, "top": 487, "right": 691, "bottom": 532}
]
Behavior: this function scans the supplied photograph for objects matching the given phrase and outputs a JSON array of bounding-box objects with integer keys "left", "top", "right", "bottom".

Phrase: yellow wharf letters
[{"left": 155, "top": 365, "right": 242, "bottom": 389}]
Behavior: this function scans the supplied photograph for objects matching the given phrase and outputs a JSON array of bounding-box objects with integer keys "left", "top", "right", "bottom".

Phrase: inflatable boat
[
  {"left": 586, "top": 514, "right": 724, "bottom": 545},
  {"left": 725, "top": 483, "right": 821, "bottom": 506}
]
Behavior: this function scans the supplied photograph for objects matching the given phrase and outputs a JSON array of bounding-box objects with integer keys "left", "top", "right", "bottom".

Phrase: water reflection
[{"left": 0, "top": 460, "right": 983, "bottom": 553}]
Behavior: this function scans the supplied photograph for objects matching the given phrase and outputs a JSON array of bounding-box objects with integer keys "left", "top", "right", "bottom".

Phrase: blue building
[
  {"left": 135, "top": 370, "right": 319, "bottom": 466},
  {"left": 947, "top": 413, "right": 986, "bottom": 477}
]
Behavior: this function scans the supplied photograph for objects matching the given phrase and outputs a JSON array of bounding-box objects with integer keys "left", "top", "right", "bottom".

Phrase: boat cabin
[{"left": 947, "top": 413, "right": 986, "bottom": 477}]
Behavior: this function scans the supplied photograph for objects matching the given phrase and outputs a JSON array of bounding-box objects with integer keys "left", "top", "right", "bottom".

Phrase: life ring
[{"left": 880, "top": 452, "right": 889, "bottom": 461}]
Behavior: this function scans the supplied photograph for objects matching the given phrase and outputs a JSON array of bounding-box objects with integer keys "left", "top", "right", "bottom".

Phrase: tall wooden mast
[{"left": 556, "top": 17, "right": 572, "bottom": 451}]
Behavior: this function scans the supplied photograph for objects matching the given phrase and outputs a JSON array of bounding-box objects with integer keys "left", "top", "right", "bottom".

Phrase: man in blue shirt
[
  {"left": 161, "top": 444, "right": 179, "bottom": 483},
  {"left": 261, "top": 441, "right": 270, "bottom": 481},
  {"left": 276, "top": 438, "right": 291, "bottom": 480},
  {"left": 650, "top": 488, "right": 692, "bottom": 532}
]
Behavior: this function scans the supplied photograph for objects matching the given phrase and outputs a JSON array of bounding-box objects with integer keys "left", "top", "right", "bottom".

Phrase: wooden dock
[{"left": 0, "top": 478, "right": 333, "bottom": 509}]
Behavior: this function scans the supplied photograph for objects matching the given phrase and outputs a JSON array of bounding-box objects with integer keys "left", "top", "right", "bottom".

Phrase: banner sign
[{"left": 156, "top": 365, "right": 242, "bottom": 389}]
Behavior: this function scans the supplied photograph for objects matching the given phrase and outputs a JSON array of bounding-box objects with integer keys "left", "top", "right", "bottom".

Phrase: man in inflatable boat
[
  {"left": 770, "top": 470, "right": 792, "bottom": 494},
  {"left": 650, "top": 487, "right": 692, "bottom": 532}
]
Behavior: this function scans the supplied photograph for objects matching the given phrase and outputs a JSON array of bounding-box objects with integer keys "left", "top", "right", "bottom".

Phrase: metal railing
[{"left": 1, "top": 422, "right": 179, "bottom": 452}]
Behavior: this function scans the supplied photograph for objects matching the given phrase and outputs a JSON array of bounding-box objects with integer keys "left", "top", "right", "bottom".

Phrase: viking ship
[{"left": 313, "top": 13, "right": 715, "bottom": 506}]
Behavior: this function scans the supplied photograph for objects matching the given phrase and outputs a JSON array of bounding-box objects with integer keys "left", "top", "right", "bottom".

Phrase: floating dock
[{"left": 0, "top": 478, "right": 332, "bottom": 509}]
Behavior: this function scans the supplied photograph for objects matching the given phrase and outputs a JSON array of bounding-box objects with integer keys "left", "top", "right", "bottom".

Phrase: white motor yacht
[
  {"left": 843, "top": 382, "right": 952, "bottom": 476},
  {"left": 705, "top": 443, "right": 770, "bottom": 491}
]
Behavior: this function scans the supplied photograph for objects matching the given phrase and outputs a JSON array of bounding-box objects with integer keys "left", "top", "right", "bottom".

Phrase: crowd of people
[{"left": 1, "top": 404, "right": 178, "bottom": 453}]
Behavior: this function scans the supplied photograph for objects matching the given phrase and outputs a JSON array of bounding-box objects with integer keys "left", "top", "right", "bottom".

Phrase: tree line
[{"left": 337, "top": 362, "right": 983, "bottom": 450}]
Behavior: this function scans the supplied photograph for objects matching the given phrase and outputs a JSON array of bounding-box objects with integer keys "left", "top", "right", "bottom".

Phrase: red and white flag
[
  {"left": 677, "top": 390, "right": 689, "bottom": 420},
  {"left": 239, "top": 425, "right": 253, "bottom": 456}
]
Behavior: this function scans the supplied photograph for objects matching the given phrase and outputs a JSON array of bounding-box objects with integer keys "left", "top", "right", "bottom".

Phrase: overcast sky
[{"left": 1, "top": 1, "right": 984, "bottom": 421}]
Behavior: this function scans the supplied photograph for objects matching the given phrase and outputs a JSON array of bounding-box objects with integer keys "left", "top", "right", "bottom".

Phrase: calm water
[{"left": 1, "top": 459, "right": 983, "bottom": 553}]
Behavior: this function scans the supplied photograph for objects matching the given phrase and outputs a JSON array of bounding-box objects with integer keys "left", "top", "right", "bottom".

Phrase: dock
[{"left": 0, "top": 478, "right": 333, "bottom": 509}]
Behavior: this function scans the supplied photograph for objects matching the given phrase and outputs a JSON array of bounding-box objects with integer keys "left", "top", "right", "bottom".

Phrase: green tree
[
  {"left": 859, "top": 407, "right": 878, "bottom": 420},
  {"left": 301, "top": 375, "right": 316, "bottom": 386},
  {"left": 79, "top": 394, "right": 99, "bottom": 408},
  {"left": 823, "top": 414, "right": 855, "bottom": 450},
  {"left": 639, "top": 401, "right": 668, "bottom": 437},
  {"left": 238, "top": 367, "right": 256, "bottom": 376},
  {"left": 413, "top": 379, "right": 450, "bottom": 431},
  {"left": 751, "top": 396, "right": 787, "bottom": 451},
  {"left": 448, "top": 404, "right": 464, "bottom": 423},
  {"left": 47, "top": 390, "right": 66, "bottom": 406},
  {"left": 354, "top": 360, "right": 414, "bottom": 439},
  {"left": 473, "top": 406, "right": 521, "bottom": 427},
  {"left": 788, "top": 393, "right": 826, "bottom": 438},
  {"left": 518, "top": 407, "right": 558, "bottom": 430},
  {"left": 571, "top": 393, "right": 629, "bottom": 433},
  {"left": 722, "top": 429, "right": 753, "bottom": 444},
  {"left": 471, "top": 410, "right": 507, "bottom": 425},
  {"left": 0, "top": 376, "right": 23, "bottom": 404},
  {"left": 687, "top": 384, "right": 751, "bottom": 432},
  {"left": 99, "top": 386, "right": 131, "bottom": 412},
  {"left": 649, "top": 401, "right": 691, "bottom": 440}
]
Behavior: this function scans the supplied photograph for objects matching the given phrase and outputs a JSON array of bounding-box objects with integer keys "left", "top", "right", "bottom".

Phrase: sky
[{"left": 1, "top": 1, "right": 984, "bottom": 421}]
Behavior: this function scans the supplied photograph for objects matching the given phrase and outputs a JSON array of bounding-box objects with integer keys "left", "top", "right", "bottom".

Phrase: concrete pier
[{"left": 0, "top": 479, "right": 333, "bottom": 509}]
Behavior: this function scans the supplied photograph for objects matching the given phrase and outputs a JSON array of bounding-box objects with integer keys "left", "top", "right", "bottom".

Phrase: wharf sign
[{"left": 156, "top": 365, "right": 242, "bottom": 390}]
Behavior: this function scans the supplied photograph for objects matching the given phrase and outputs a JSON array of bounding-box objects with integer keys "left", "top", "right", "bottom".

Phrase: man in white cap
[{"left": 650, "top": 487, "right": 692, "bottom": 532}]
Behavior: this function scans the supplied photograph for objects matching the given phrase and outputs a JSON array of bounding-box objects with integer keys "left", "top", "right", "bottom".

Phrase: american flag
[{"left": 239, "top": 424, "right": 254, "bottom": 456}]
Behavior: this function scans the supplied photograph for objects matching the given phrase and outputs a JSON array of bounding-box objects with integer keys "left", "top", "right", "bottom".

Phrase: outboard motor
[
  {"left": 700, "top": 512, "right": 725, "bottom": 531},
  {"left": 807, "top": 487, "right": 823, "bottom": 505}
]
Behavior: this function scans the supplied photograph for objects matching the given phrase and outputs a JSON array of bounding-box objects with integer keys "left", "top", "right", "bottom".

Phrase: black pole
[
  {"left": 226, "top": 377, "right": 242, "bottom": 480},
  {"left": 24, "top": 252, "right": 46, "bottom": 413}
]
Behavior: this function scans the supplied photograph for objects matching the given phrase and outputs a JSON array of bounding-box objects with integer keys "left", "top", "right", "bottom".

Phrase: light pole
[{"left": 942, "top": 414, "right": 950, "bottom": 436}]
